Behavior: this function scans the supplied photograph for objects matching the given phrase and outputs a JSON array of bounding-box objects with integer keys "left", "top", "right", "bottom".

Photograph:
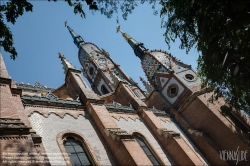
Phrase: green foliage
[
  {"left": 160, "top": 0, "right": 250, "bottom": 114},
  {"left": 0, "top": 0, "right": 33, "bottom": 59}
]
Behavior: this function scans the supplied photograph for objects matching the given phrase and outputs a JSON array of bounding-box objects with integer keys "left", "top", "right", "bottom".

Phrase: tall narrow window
[
  {"left": 64, "top": 137, "right": 92, "bottom": 166},
  {"left": 135, "top": 136, "right": 160, "bottom": 166},
  {"left": 101, "top": 85, "right": 109, "bottom": 95},
  {"left": 133, "top": 89, "right": 141, "bottom": 98}
]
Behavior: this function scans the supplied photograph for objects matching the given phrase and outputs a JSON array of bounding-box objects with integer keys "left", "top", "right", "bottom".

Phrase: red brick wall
[{"left": 180, "top": 96, "right": 249, "bottom": 165}]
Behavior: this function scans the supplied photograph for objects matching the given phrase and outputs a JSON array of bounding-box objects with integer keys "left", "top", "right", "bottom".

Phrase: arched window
[
  {"left": 134, "top": 135, "right": 160, "bottom": 166},
  {"left": 101, "top": 85, "right": 109, "bottom": 95},
  {"left": 64, "top": 137, "right": 92, "bottom": 166}
]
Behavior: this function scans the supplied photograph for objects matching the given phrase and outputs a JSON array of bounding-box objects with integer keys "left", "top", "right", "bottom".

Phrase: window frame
[
  {"left": 64, "top": 137, "right": 92, "bottom": 166},
  {"left": 57, "top": 131, "right": 100, "bottom": 166},
  {"left": 101, "top": 85, "right": 109, "bottom": 95},
  {"left": 133, "top": 132, "right": 164, "bottom": 166},
  {"left": 167, "top": 84, "right": 179, "bottom": 98}
]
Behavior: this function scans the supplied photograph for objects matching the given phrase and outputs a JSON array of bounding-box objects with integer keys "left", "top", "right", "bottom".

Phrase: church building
[{"left": 0, "top": 25, "right": 249, "bottom": 165}]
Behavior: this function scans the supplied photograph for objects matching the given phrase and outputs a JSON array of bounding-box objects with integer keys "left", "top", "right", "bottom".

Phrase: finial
[
  {"left": 116, "top": 25, "right": 121, "bottom": 33},
  {"left": 116, "top": 25, "right": 131, "bottom": 41},
  {"left": 58, "top": 52, "right": 64, "bottom": 59},
  {"left": 58, "top": 52, "right": 76, "bottom": 74}
]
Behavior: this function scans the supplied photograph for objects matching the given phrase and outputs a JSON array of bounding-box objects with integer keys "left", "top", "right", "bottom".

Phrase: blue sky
[{"left": 2, "top": 1, "right": 199, "bottom": 90}]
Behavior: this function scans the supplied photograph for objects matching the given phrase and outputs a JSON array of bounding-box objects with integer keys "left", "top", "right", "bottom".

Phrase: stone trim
[
  {"left": 16, "top": 82, "right": 55, "bottom": 91},
  {"left": 131, "top": 131, "right": 166, "bottom": 166},
  {"left": 104, "top": 128, "right": 133, "bottom": 140},
  {"left": 111, "top": 114, "right": 140, "bottom": 121},
  {"left": 188, "top": 129, "right": 204, "bottom": 136},
  {"left": 21, "top": 92, "right": 83, "bottom": 109},
  {"left": 0, "top": 118, "right": 31, "bottom": 135},
  {"left": 157, "top": 128, "right": 181, "bottom": 138},
  {"left": 28, "top": 110, "right": 85, "bottom": 119},
  {"left": 56, "top": 130, "right": 100, "bottom": 166},
  {"left": 159, "top": 117, "right": 171, "bottom": 123},
  {"left": 0, "top": 136, "right": 28, "bottom": 140},
  {"left": 0, "top": 77, "right": 11, "bottom": 87}
]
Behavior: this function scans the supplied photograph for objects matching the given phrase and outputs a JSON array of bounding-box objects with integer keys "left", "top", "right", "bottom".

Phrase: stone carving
[
  {"left": 157, "top": 128, "right": 180, "bottom": 138},
  {"left": 16, "top": 82, "right": 54, "bottom": 91},
  {"left": 21, "top": 92, "right": 83, "bottom": 109},
  {"left": 105, "top": 101, "right": 136, "bottom": 114},
  {"left": 188, "top": 129, "right": 204, "bottom": 136},
  {"left": 152, "top": 107, "right": 168, "bottom": 116},
  {"left": 104, "top": 128, "right": 133, "bottom": 140}
]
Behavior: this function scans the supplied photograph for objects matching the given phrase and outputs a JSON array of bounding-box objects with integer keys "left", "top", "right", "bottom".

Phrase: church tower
[
  {"left": 66, "top": 25, "right": 146, "bottom": 98},
  {"left": 116, "top": 26, "right": 201, "bottom": 108},
  {"left": 117, "top": 27, "right": 250, "bottom": 166}
]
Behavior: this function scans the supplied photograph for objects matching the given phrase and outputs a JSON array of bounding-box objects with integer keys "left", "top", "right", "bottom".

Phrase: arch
[
  {"left": 101, "top": 85, "right": 109, "bottom": 95},
  {"left": 57, "top": 130, "right": 100, "bottom": 166},
  {"left": 132, "top": 131, "right": 164, "bottom": 166}
]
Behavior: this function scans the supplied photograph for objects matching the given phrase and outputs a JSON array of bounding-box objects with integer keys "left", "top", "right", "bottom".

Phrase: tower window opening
[
  {"left": 64, "top": 137, "right": 92, "bottom": 166},
  {"left": 134, "top": 89, "right": 141, "bottom": 98},
  {"left": 101, "top": 85, "right": 109, "bottom": 95},
  {"left": 167, "top": 84, "right": 179, "bottom": 98},
  {"left": 89, "top": 67, "right": 94, "bottom": 75},
  {"left": 170, "top": 87, "right": 176, "bottom": 95},
  {"left": 134, "top": 135, "right": 160, "bottom": 166},
  {"left": 184, "top": 74, "right": 195, "bottom": 81}
]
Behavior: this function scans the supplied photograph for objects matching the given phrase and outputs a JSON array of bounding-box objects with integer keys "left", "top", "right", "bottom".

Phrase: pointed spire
[
  {"left": 116, "top": 25, "right": 148, "bottom": 60},
  {"left": 58, "top": 52, "right": 76, "bottom": 74},
  {"left": 140, "top": 77, "right": 154, "bottom": 94},
  {"left": 0, "top": 53, "right": 10, "bottom": 79},
  {"left": 66, "top": 23, "right": 85, "bottom": 48}
]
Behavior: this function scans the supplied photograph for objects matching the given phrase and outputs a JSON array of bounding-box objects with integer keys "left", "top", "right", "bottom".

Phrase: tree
[
  {"left": 0, "top": 0, "right": 90, "bottom": 60},
  {"left": 160, "top": 0, "right": 250, "bottom": 114},
  {"left": 0, "top": 0, "right": 32, "bottom": 59}
]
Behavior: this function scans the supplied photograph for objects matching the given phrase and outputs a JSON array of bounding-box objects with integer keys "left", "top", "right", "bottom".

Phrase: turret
[{"left": 58, "top": 52, "right": 76, "bottom": 74}]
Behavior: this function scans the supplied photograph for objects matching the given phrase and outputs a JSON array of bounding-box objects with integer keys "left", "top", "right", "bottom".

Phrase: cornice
[
  {"left": 16, "top": 82, "right": 55, "bottom": 92},
  {"left": 21, "top": 92, "right": 84, "bottom": 109},
  {"left": 105, "top": 101, "right": 137, "bottom": 114}
]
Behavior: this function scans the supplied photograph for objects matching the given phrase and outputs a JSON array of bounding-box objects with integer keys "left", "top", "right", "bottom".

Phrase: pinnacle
[{"left": 0, "top": 53, "right": 10, "bottom": 79}]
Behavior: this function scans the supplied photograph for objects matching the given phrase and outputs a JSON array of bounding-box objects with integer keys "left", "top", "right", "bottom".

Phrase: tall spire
[
  {"left": 66, "top": 23, "right": 85, "bottom": 48},
  {"left": 0, "top": 53, "right": 10, "bottom": 79},
  {"left": 116, "top": 26, "right": 148, "bottom": 60},
  {"left": 58, "top": 52, "right": 76, "bottom": 74}
]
